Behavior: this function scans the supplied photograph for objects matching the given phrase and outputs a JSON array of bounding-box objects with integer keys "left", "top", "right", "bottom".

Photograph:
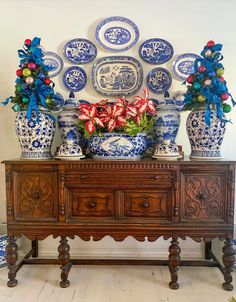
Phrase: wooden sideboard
[{"left": 2, "top": 158, "right": 235, "bottom": 290}]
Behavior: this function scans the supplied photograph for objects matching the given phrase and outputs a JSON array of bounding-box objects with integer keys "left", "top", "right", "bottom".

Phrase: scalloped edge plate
[
  {"left": 146, "top": 67, "right": 172, "bottom": 94},
  {"left": 63, "top": 66, "right": 87, "bottom": 92}
]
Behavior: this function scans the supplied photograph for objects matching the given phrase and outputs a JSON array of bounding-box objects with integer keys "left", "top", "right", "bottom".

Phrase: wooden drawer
[
  {"left": 124, "top": 189, "right": 172, "bottom": 222},
  {"left": 180, "top": 172, "right": 227, "bottom": 223},
  {"left": 13, "top": 171, "right": 58, "bottom": 222},
  {"left": 66, "top": 188, "right": 114, "bottom": 221}
]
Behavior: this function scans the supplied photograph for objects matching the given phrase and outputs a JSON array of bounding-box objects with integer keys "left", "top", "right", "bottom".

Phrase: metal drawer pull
[
  {"left": 88, "top": 201, "right": 97, "bottom": 208},
  {"left": 141, "top": 202, "right": 150, "bottom": 208},
  {"left": 198, "top": 192, "right": 208, "bottom": 200}
]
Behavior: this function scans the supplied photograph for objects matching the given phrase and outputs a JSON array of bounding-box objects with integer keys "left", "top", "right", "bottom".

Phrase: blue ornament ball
[{"left": 38, "top": 73, "right": 46, "bottom": 80}]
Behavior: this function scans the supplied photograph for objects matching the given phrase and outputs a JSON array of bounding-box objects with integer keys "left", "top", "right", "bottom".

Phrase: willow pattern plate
[
  {"left": 43, "top": 52, "right": 63, "bottom": 77},
  {"left": 172, "top": 53, "right": 200, "bottom": 80},
  {"left": 147, "top": 67, "right": 172, "bottom": 94}
]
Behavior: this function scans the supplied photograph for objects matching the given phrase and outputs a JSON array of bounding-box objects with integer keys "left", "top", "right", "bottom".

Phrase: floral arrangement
[
  {"left": 2, "top": 37, "right": 57, "bottom": 120},
  {"left": 78, "top": 88, "right": 156, "bottom": 137},
  {"left": 183, "top": 40, "right": 235, "bottom": 125}
]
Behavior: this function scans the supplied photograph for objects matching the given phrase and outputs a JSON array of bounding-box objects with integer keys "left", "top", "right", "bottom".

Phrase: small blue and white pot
[
  {"left": 186, "top": 109, "right": 226, "bottom": 159},
  {"left": 15, "top": 111, "right": 56, "bottom": 159},
  {"left": 0, "top": 224, "right": 7, "bottom": 269},
  {"left": 88, "top": 133, "right": 147, "bottom": 160}
]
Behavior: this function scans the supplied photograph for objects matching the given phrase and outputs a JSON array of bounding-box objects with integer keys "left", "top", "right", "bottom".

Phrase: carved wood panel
[
  {"left": 14, "top": 172, "right": 58, "bottom": 221},
  {"left": 181, "top": 173, "right": 226, "bottom": 222},
  {"left": 124, "top": 190, "right": 172, "bottom": 221},
  {"left": 67, "top": 189, "right": 114, "bottom": 219}
]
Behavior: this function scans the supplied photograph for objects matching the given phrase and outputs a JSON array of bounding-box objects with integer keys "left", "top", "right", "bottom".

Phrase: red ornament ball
[
  {"left": 206, "top": 40, "right": 215, "bottom": 47},
  {"left": 24, "top": 39, "right": 32, "bottom": 46},
  {"left": 220, "top": 92, "right": 229, "bottom": 101},
  {"left": 187, "top": 75, "right": 194, "bottom": 84},
  {"left": 16, "top": 69, "right": 23, "bottom": 77},
  {"left": 44, "top": 78, "right": 51, "bottom": 85},
  {"left": 198, "top": 66, "right": 206, "bottom": 73},
  {"left": 219, "top": 77, "right": 225, "bottom": 83}
]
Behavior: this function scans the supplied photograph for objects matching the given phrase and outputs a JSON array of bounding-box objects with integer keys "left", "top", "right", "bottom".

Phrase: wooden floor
[{"left": 0, "top": 265, "right": 236, "bottom": 302}]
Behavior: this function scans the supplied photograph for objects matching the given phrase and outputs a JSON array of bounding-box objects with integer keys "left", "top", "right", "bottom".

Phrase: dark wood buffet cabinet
[{"left": 2, "top": 158, "right": 235, "bottom": 290}]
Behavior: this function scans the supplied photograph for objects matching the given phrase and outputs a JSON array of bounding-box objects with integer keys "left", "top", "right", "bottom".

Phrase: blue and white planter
[
  {"left": 186, "top": 109, "right": 226, "bottom": 159},
  {"left": 0, "top": 234, "right": 7, "bottom": 269},
  {"left": 15, "top": 111, "right": 56, "bottom": 159},
  {"left": 88, "top": 132, "right": 147, "bottom": 160}
]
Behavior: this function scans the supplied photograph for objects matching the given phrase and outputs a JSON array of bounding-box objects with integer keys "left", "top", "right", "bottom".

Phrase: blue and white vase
[
  {"left": 186, "top": 109, "right": 226, "bottom": 159},
  {"left": 88, "top": 132, "right": 147, "bottom": 160},
  {"left": 0, "top": 231, "right": 7, "bottom": 269},
  {"left": 15, "top": 111, "right": 56, "bottom": 159},
  {"left": 56, "top": 93, "right": 85, "bottom": 159},
  {"left": 153, "top": 98, "right": 181, "bottom": 144}
]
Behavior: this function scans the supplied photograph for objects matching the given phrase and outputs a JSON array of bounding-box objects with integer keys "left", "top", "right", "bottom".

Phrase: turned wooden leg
[
  {"left": 168, "top": 237, "right": 181, "bottom": 290},
  {"left": 58, "top": 236, "right": 72, "bottom": 288},
  {"left": 6, "top": 236, "right": 18, "bottom": 287},
  {"left": 32, "top": 240, "right": 38, "bottom": 258},
  {"left": 222, "top": 239, "right": 235, "bottom": 291},
  {"left": 205, "top": 241, "right": 212, "bottom": 260}
]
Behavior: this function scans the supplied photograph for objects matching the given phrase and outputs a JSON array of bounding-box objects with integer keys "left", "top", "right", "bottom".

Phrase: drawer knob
[
  {"left": 32, "top": 191, "right": 40, "bottom": 199},
  {"left": 88, "top": 201, "right": 97, "bottom": 208},
  {"left": 141, "top": 202, "right": 150, "bottom": 208}
]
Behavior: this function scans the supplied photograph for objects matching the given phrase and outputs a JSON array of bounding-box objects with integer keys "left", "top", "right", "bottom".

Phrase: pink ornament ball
[
  {"left": 219, "top": 77, "right": 225, "bottom": 83},
  {"left": 207, "top": 40, "right": 215, "bottom": 47},
  {"left": 25, "top": 76, "right": 34, "bottom": 84},
  {"left": 16, "top": 69, "right": 23, "bottom": 77},
  {"left": 204, "top": 79, "right": 211, "bottom": 86},
  {"left": 24, "top": 39, "right": 32, "bottom": 46},
  {"left": 220, "top": 92, "right": 229, "bottom": 101},
  {"left": 28, "top": 62, "right": 36, "bottom": 70},
  {"left": 198, "top": 66, "right": 206, "bottom": 73},
  {"left": 205, "top": 49, "right": 212, "bottom": 57}
]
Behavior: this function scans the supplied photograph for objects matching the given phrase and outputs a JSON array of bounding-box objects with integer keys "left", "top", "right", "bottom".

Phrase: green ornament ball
[
  {"left": 223, "top": 103, "right": 231, "bottom": 113},
  {"left": 16, "top": 85, "right": 22, "bottom": 92},
  {"left": 193, "top": 82, "right": 201, "bottom": 90},
  {"left": 22, "top": 97, "right": 29, "bottom": 103}
]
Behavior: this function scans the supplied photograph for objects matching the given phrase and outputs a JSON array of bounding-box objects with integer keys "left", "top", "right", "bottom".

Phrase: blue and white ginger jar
[
  {"left": 186, "top": 109, "right": 226, "bottom": 159},
  {"left": 88, "top": 132, "right": 147, "bottom": 160},
  {"left": 15, "top": 111, "right": 56, "bottom": 159},
  {"left": 153, "top": 98, "right": 181, "bottom": 144}
]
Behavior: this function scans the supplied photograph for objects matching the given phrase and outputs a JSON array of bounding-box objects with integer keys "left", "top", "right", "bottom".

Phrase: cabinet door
[
  {"left": 180, "top": 172, "right": 227, "bottom": 223},
  {"left": 13, "top": 171, "right": 58, "bottom": 222}
]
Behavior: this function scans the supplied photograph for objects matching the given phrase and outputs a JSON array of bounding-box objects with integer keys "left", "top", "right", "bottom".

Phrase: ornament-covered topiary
[
  {"left": 2, "top": 37, "right": 58, "bottom": 120},
  {"left": 183, "top": 40, "right": 235, "bottom": 125}
]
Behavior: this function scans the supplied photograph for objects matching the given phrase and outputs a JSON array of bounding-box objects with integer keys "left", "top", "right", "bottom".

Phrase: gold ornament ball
[
  {"left": 216, "top": 68, "right": 224, "bottom": 77},
  {"left": 46, "top": 98, "right": 51, "bottom": 105},
  {"left": 22, "top": 68, "right": 31, "bottom": 77},
  {"left": 198, "top": 95, "right": 206, "bottom": 102}
]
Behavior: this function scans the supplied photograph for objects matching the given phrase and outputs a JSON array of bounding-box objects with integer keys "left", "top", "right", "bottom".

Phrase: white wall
[{"left": 0, "top": 0, "right": 236, "bottom": 259}]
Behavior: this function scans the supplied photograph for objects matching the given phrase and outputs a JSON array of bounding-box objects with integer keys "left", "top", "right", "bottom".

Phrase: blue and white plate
[
  {"left": 92, "top": 56, "right": 143, "bottom": 96},
  {"left": 147, "top": 67, "right": 172, "bottom": 94},
  {"left": 139, "top": 38, "right": 174, "bottom": 64},
  {"left": 43, "top": 52, "right": 63, "bottom": 77},
  {"left": 172, "top": 53, "right": 200, "bottom": 80},
  {"left": 63, "top": 38, "right": 97, "bottom": 64},
  {"left": 63, "top": 66, "right": 87, "bottom": 92},
  {"left": 95, "top": 16, "right": 139, "bottom": 52}
]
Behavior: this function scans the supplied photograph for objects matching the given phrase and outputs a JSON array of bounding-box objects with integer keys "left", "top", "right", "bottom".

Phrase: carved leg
[
  {"left": 205, "top": 241, "right": 212, "bottom": 260},
  {"left": 6, "top": 236, "right": 18, "bottom": 287},
  {"left": 32, "top": 240, "right": 38, "bottom": 258},
  {"left": 58, "top": 237, "right": 72, "bottom": 288},
  {"left": 168, "top": 237, "right": 181, "bottom": 290},
  {"left": 222, "top": 239, "right": 235, "bottom": 291}
]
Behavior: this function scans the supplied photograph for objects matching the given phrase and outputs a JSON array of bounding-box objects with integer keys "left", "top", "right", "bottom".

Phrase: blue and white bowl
[{"left": 88, "top": 132, "right": 147, "bottom": 160}]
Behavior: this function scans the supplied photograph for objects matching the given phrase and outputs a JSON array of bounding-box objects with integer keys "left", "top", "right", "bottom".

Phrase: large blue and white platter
[
  {"left": 63, "top": 38, "right": 97, "bottom": 64},
  {"left": 43, "top": 51, "right": 63, "bottom": 77},
  {"left": 173, "top": 53, "right": 200, "bottom": 80},
  {"left": 139, "top": 38, "right": 174, "bottom": 64},
  {"left": 92, "top": 56, "right": 143, "bottom": 96},
  {"left": 63, "top": 66, "right": 87, "bottom": 92},
  {"left": 147, "top": 67, "right": 172, "bottom": 94},
  {"left": 95, "top": 16, "right": 139, "bottom": 52}
]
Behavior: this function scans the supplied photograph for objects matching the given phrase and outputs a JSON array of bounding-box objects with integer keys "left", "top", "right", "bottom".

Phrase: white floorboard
[{"left": 0, "top": 265, "right": 236, "bottom": 302}]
